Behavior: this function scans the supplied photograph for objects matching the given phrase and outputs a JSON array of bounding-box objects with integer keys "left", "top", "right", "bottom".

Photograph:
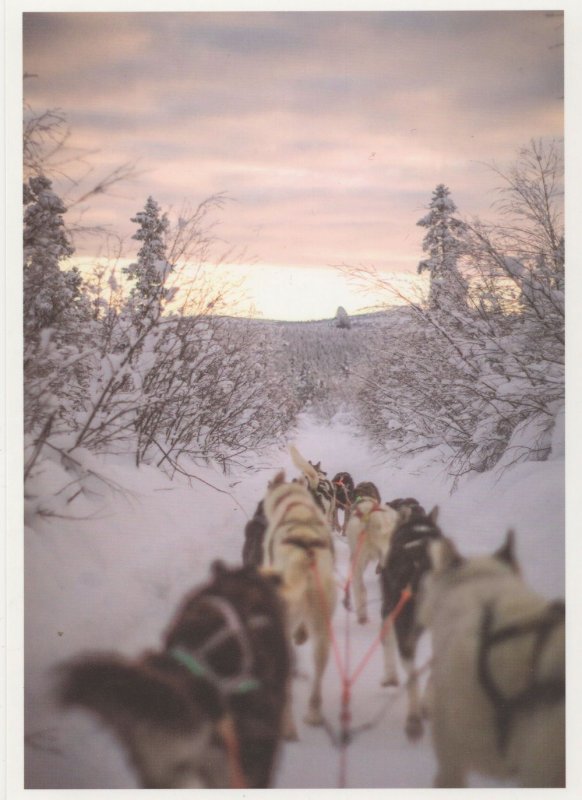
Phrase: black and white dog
[
  {"left": 58, "top": 562, "right": 291, "bottom": 789},
  {"left": 289, "top": 445, "right": 335, "bottom": 527},
  {"left": 379, "top": 501, "right": 442, "bottom": 740},
  {"left": 331, "top": 471, "right": 355, "bottom": 535}
]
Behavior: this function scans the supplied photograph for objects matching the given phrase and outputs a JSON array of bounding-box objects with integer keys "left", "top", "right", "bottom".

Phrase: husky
[
  {"left": 261, "top": 471, "right": 336, "bottom": 735},
  {"left": 417, "top": 531, "right": 565, "bottom": 788},
  {"left": 58, "top": 562, "right": 291, "bottom": 789},
  {"left": 344, "top": 482, "right": 403, "bottom": 624},
  {"left": 379, "top": 504, "right": 442, "bottom": 740},
  {"left": 289, "top": 445, "right": 335, "bottom": 527},
  {"left": 331, "top": 471, "right": 355, "bottom": 535}
]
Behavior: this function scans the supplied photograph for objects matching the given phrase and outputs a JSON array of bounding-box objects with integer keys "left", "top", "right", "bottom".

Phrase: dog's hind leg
[
  {"left": 380, "top": 624, "right": 399, "bottom": 687},
  {"left": 432, "top": 717, "right": 467, "bottom": 787},
  {"left": 304, "top": 631, "right": 329, "bottom": 726},
  {"left": 281, "top": 680, "right": 299, "bottom": 741},
  {"left": 352, "top": 560, "right": 369, "bottom": 624},
  {"left": 342, "top": 581, "right": 351, "bottom": 611},
  {"left": 403, "top": 656, "right": 423, "bottom": 741}
]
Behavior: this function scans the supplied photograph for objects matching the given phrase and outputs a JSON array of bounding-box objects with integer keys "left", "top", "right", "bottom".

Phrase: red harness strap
[
  {"left": 217, "top": 715, "right": 248, "bottom": 789},
  {"left": 351, "top": 500, "right": 382, "bottom": 519}
]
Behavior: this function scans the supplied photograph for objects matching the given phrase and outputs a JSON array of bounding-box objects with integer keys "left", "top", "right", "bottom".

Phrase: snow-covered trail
[{"left": 24, "top": 414, "right": 564, "bottom": 789}]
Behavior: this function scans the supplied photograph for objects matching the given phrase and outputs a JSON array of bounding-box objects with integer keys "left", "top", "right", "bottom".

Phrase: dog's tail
[{"left": 289, "top": 445, "right": 319, "bottom": 488}]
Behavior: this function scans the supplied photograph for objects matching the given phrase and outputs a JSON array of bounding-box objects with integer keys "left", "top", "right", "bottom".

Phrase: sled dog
[
  {"left": 417, "top": 531, "right": 565, "bottom": 788},
  {"left": 344, "top": 482, "right": 403, "bottom": 624},
  {"left": 289, "top": 445, "right": 335, "bottom": 526},
  {"left": 379, "top": 503, "right": 442, "bottom": 740},
  {"left": 262, "top": 471, "right": 336, "bottom": 735},
  {"left": 331, "top": 471, "right": 355, "bottom": 535},
  {"left": 59, "top": 562, "right": 291, "bottom": 789}
]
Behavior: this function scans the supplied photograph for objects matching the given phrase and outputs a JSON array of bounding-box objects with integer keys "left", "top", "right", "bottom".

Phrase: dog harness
[
  {"left": 332, "top": 477, "right": 352, "bottom": 510},
  {"left": 352, "top": 499, "right": 382, "bottom": 522},
  {"left": 168, "top": 594, "right": 268, "bottom": 697},
  {"left": 309, "top": 479, "right": 334, "bottom": 514},
  {"left": 477, "top": 599, "right": 565, "bottom": 754}
]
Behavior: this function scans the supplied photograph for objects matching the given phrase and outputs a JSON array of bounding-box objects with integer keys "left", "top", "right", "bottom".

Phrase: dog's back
[
  {"left": 261, "top": 472, "right": 336, "bottom": 730},
  {"left": 332, "top": 472, "right": 355, "bottom": 507},
  {"left": 381, "top": 505, "right": 442, "bottom": 636},
  {"left": 353, "top": 480, "right": 381, "bottom": 503},
  {"left": 418, "top": 534, "right": 565, "bottom": 788}
]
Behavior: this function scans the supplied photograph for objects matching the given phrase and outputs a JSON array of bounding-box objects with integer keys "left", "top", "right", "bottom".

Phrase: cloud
[{"left": 23, "top": 10, "right": 563, "bottom": 285}]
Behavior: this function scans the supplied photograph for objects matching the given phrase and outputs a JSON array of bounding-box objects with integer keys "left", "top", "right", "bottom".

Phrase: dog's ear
[
  {"left": 57, "top": 654, "right": 194, "bottom": 731},
  {"left": 428, "top": 505, "right": 439, "bottom": 524},
  {"left": 211, "top": 560, "right": 228, "bottom": 578},
  {"left": 268, "top": 470, "right": 286, "bottom": 489},
  {"left": 494, "top": 529, "right": 520, "bottom": 573},
  {"left": 428, "top": 537, "right": 463, "bottom": 573},
  {"left": 398, "top": 505, "right": 413, "bottom": 524}
]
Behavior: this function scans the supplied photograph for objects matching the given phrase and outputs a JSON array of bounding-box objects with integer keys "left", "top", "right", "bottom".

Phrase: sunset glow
[{"left": 21, "top": 7, "right": 563, "bottom": 320}]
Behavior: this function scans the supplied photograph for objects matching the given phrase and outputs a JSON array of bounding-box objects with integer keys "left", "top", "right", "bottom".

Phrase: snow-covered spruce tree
[
  {"left": 23, "top": 175, "right": 84, "bottom": 342},
  {"left": 23, "top": 175, "right": 93, "bottom": 440},
  {"left": 417, "top": 184, "right": 469, "bottom": 311},
  {"left": 122, "top": 196, "right": 172, "bottom": 327}
]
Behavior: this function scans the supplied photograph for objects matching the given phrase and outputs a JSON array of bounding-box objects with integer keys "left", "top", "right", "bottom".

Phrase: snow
[{"left": 24, "top": 414, "right": 564, "bottom": 790}]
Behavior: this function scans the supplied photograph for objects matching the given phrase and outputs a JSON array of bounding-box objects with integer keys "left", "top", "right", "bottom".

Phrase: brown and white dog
[
  {"left": 344, "top": 482, "right": 404, "bottom": 624},
  {"left": 58, "top": 562, "right": 291, "bottom": 789},
  {"left": 261, "top": 471, "right": 336, "bottom": 736},
  {"left": 417, "top": 532, "right": 565, "bottom": 788}
]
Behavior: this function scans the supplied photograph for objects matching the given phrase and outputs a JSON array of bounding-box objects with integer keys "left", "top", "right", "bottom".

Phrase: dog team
[{"left": 58, "top": 445, "right": 565, "bottom": 788}]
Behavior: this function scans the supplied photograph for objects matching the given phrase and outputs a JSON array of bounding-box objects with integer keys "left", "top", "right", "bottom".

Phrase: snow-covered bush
[
  {"left": 352, "top": 141, "right": 564, "bottom": 479},
  {"left": 24, "top": 188, "right": 296, "bottom": 478}
]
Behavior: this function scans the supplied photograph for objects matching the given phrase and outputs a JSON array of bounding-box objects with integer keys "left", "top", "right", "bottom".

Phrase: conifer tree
[
  {"left": 123, "top": 196, "right": 172, "bottom": 324},
  {"left": 417, "top": 184, "right": 468, "bottom": 310},
  {"left": 23, "top": 175, "right": 86, "bottom": 342}
]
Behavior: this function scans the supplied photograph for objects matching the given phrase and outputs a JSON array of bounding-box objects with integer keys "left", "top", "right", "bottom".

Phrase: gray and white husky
[{"left": 417, "top": 531, "right": 565, "bottom": 788}]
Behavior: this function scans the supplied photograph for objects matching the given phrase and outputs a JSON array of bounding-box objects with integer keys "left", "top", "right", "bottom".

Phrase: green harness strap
[{"left": 169, "top": 646, "right": 261, "bottom": 695}]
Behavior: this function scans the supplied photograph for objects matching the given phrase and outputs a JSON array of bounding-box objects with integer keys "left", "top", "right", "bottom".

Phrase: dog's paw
[
  {"left": 405, "top": 714, "right": 423, "bottom": 741},
  {"left": 283, "top": 727, "right": 299, "bottom": 741},
  {"left": 293, "top": 624, "right": 308, "bottom": 645},
  {"left": 357, "top": 614, "right": 368, "bottom": 625},
  {"left": 303, "top": 708, "right": 324, "bottom": 727},
  {"left": 381, "top": 675, "right": 399, "bottom": 688}
]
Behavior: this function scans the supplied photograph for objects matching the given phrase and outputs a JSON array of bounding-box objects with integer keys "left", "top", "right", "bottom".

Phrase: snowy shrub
[{"left": 351, "top": 141, "right": 564, "bottom": 480}]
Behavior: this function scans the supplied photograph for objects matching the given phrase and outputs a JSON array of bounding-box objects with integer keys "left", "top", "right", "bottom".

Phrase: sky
[{"left": 20, "top": 6, "right": 564, "bottom": 320}]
